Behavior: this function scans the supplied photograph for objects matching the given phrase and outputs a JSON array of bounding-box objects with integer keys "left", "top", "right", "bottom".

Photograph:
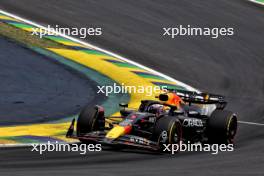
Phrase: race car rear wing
[{"left": 162, "top": 89, "right": 227, "bottom": 109}]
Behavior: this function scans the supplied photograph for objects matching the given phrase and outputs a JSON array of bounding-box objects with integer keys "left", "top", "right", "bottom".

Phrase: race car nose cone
[
  {"left": 103, "top": 138, "right": 114, "bottom": 144},
  {"left": 106, "top": 125, "right": 126, "bottom": 139}
]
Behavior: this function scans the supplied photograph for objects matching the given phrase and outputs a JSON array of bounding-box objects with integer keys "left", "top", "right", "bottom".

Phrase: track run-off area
[{"left": 0, "top": 10, "right": 196, "bottom": 145}]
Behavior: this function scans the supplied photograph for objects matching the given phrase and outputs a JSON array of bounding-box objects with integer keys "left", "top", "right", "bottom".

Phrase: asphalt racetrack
[
  {"left": 0, "top": 36, "right": 105, "bottom": 126},
  {"left": 0, "top": 0, "right": 264, "bottom": 175}
]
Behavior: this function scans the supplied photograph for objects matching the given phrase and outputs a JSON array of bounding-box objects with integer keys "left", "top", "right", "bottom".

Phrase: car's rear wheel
[
  {"left": 77, "top": 105, "right": 105, "bottom": 143},
  {"left": 207, "top": 110, "right": 238, "bottom": 144},
  {"left": 154, "top": 116, "right": 182, "bottom": 152}
]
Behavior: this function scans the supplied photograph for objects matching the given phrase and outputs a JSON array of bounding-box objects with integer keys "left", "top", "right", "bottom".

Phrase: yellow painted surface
[
  {"left": 0, "top": 13, "right": 178, "bottom": 144},
  {"left": 0, "top": 15, "right": 20, "bottom": 22}
]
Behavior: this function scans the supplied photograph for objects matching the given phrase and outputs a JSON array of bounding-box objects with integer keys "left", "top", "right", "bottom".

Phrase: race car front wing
[{"left": 66, "top": 119, "right": 160, "bottom": 151}]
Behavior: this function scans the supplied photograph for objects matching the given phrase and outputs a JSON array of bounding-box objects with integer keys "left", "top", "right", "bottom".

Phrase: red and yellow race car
[{"left": 66, "top": 89, "right": 238, "bottom": 151}]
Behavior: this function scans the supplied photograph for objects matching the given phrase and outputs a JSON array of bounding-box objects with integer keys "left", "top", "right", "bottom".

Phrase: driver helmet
[{"left": 147, "top": 104, "right": 165, "bottom": 114}]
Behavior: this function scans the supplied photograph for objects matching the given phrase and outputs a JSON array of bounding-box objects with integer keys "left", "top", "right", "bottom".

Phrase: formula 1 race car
[{"left": 66, "top": 89, "right": 238, "bottom": 151}]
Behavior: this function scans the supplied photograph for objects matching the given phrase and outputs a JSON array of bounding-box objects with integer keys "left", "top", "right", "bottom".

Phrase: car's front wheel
[
  {"left": 77, "top": 105, "right": 105, "bottom": 143},
  {"left": 154, "top": 116, "right": 182, "bottom": 152}
]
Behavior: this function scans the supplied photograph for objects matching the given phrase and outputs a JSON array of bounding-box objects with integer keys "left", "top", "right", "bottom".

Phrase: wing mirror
[
  {"left": 119, "top": 103, "right": 128, "bottom": 108},
  {"left": 159, "top": 94, "right": 169, "bottom": 101},
  {"left": 188, "top": 111, "right": 199, "bottom": 117}
]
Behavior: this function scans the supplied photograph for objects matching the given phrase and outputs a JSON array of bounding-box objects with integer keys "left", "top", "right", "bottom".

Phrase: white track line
[
  {"left": 248, "top": 0, "right": 264, "bottom": 6},
  {"left": 238, "top": 121, "right": 264, "bottom": 126},
  {"left": 0, "top": 143, "right": 32, "bottom": 147},
  {"left": 0, "top": 142, "right": 76, "bottom": 148},
  {"left": 0, "top": 9, "right": 197, "bottom": 92}
]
